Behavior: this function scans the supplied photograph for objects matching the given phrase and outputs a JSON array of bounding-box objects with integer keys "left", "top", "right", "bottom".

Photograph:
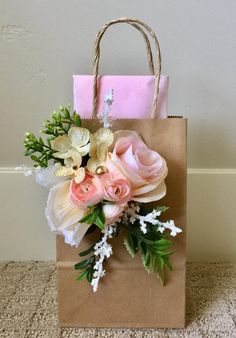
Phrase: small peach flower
[{"left": 70, "top": 172, "right": 103, "bottom": 207}]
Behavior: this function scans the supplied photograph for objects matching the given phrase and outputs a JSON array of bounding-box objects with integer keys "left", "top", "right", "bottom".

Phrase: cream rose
[
  {"left": 106, "top": 130, "right": 168, "bottom": 203},
  {"left": 45, "top": 180, "right": 91, "bottom": 247}
]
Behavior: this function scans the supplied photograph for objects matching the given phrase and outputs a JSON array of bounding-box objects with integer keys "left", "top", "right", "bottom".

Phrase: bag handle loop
[
  {"left": 128, "top": 23, "right": 155, "bottom": 75},
  {"left": 92, "top": 17, "right": 162, "bottom": 119}
]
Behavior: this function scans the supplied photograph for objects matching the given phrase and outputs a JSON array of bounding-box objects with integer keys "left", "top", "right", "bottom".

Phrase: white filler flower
[
  {"left": 124, "top": 203, "right": 182, "bottom": 237},
  {"left": 91, "top": 226, "right": 115, "bottom": 292}
]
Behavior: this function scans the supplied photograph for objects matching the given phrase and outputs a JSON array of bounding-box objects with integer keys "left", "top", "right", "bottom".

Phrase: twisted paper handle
[{"left": 92, "top": 17, "right": 162, "bottom": 119}]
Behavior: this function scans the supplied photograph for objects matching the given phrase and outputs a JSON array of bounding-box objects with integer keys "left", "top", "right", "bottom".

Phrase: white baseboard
[{"left": 0, "top": 168, "right": 236, "bottom": 261}]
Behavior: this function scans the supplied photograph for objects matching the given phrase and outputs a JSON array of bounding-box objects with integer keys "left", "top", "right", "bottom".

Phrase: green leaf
[
  {"left": 25, "top": 149, "right": 35, "bottom": 156},
  {"left": 124, "top": 232, "right": 138, "bottom": 258},
  {"left": 30, "top": 155, "right": 39, "bottom": 162},
  {"left": 64, "top": 108, "right": 71, "bottom": 119},
  {"left": 138, "top": 239, "right": 167, "bottom": 285},
  {"left": 73, "top": 112, "right": 81, "bottom": 127},
  {"left": 39, "top": 137, "right": 44, "bottom": 145},
  {"left": 143, "top": 231, "right": 160, "bottom": 241},
  {"left": 164, "top": 258, "right": 173, "bottom": 271},
  {"left": 74, "top": 258, "right": 93, "bottom": 270},
  {"left": 144, "top": 251, "right": 151, "bottom": 267},
  {"left": 94, "top": 207, "right": 105, "bottom": 230},
  {"left": 154, "top": 206, "right": 169, "bottom": 213},
  {"left": 150, "top": 254, "right": 165, "bottom": 285},
  {"left": 156, "top": 239, "right": 171, "bottom": 245},
  {"left": 79, "top": 244, "right": 95, "bottom": 257},
  {"left": 159, "top": 257, "right": 165, "bottom": 270},
  {"left": 76, "top": 269, "right": 88, "bottom": 281},
  {"left": 154, "top": 239, "right": 172, "bottom": 250},
  {"left": 47, "top": 135, "right": 55, "bottom": 141},
  {"left": 94, "top": 216, "right": 105, "bottom": 230},
  {"left": 155, "top": 250, "right": 175, "bottom": 257},
  {"left": 140, "top": 242, "right": 148, "bottom": 268},
  {"left": 97, "top": 207, "right": 105, "bottom": 224},
  {"left": 79, "top": 212, "right": 96, "bottom": 224},
  {"left": 87, "top": 268, "right": 93, "bottom": 283}
]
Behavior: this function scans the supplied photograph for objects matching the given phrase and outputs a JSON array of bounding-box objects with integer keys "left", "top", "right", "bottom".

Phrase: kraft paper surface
[{"left": 56, "top": 118, "right": 187, "bottom": 328}]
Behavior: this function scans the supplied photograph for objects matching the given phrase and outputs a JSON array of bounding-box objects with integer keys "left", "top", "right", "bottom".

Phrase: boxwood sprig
[
  {"left": 74, "top": 244, "right": 96, "bottom": 283},
  {"left": 23, "top": 105, "right": 81, "bottom": 167},
  {"left": 41, "top": 105, "right": 81, "bottom": 137}
]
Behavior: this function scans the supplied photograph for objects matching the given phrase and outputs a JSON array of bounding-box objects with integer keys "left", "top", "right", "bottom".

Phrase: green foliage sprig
[
  {"left": 79, "top": 204, "right": 106, "bottom": 230},
  {"left": 122, "top": 206, "right": 174, "bottom": 285},
  {"left": 74, "top": 244, "right": 96, "bottom": 282},
  {"left": 41, "top": 105, "right": 81, "bottom": 137},
  {"left": 24, "top": 105, "right": 81, "bottom": 168},
  {"left": 24, "top": 132, "right": 58, "bottom": 167}
]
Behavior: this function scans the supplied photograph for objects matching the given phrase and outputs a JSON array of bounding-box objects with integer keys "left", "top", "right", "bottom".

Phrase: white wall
[{"left": 0, "top": 1, "right": 236, "bottom": 261}]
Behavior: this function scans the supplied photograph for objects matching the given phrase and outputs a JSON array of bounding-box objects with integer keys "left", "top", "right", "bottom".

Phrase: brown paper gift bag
[{"left": 57, "top": 18, "right": 187, "bottom": 328}]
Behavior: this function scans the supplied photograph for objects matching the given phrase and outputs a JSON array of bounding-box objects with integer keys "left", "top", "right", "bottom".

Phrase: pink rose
[
  {"left": 107, "top": 130, "right": 168, "bottom": 203},
  {"left": 101, "top": 172, "right": 131, "bottom": 206},
  {"left": 70, "top": 172, "right": 103, "bottom": 207},
  {"left": 103, "top": 204, "right": 124, "bottom": 225}
]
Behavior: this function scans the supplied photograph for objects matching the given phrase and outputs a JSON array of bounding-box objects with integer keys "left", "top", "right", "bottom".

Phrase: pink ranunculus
[
  {"left": 107, "top": 130, "right": 168, "bottom": 203},
  {"left": 103, "top": 204, "right": 124, "bottom": 225},
  {"left": 101, "top": 172, "right": 132, "bottom": 206},
  {"left": 70, "top": 172, "right": 103, "bottom": 207}
]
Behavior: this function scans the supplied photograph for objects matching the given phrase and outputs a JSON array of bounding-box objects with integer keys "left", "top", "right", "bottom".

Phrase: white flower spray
[
  {"left": 124, "top": 203, "right": 182, "bottom": 237},
  {"left": 91, "top": 225, "right": 115, "bottom": 292}
]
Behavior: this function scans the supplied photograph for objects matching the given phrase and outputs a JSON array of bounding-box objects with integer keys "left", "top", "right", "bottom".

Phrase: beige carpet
[{"left": 0, "top": 262, "right": 235, "bottom": 338}]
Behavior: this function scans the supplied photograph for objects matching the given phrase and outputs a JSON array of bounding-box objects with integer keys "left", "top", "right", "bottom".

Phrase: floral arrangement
[{"left": 23, "top": 96, "right": 181, "bottom": 292}]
